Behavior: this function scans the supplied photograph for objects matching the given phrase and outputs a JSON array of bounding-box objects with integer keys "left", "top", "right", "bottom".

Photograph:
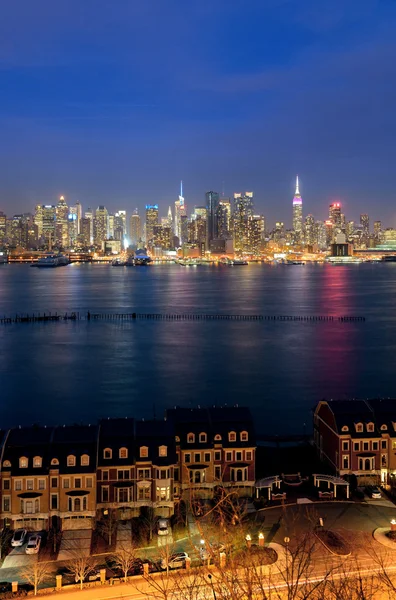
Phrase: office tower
[
  {"left": 41, "top": 205, "right": 56, "bottom": 245},
  {"left": 304, "top": 214, "right": 315, "bottom": 246},
  {"left": 68, "top": 205, "right": 79, "bottom": 246},
  {"left": 374, "top": 221, "right": 382, "bottom": 242},
  {"left": 174, "top": 181, "right": 186, "bottom": 240},
  {"left": 167, "top": 206, "right": 173, "bottom": 230},
  {"left": 84, "top": 208, "right": 93, "bottom": 244},
  {"left": 345, "top": 221, "right": 354, "bottom": 242},
  {"left": 329, "top": 202, "right": 342, "bottom": 228},
  {"left": 34, "top": 204, "right": 43, "bottom": 238},
  {"left": 75, "top": 201, "right": 82, "bottom": 233},
  {"left": 340, "top": 213, "right": 346, "bottom": 233},
  {"left": 108, "top": 214, "right": 115, "bottom": 238},
  {"left": 130, "top": 209, "right": 141, "bottom": 246},
  {"left": 233, "top": 192, "right": 254, "bottom": 253},
  {"left": 360, "top": 214, "right": 369, "bottom": 245},
  {"left": 180, "top": 214, "right": 188, "bottom": 245},
  {"left": 206, "top": 191, "right": 220, "bottom": 247},
  {"left": 153, "top": 225, "right": 172, "bottom": 250},
  {"left": 292, "top": 176, "right": 303, "bottom": 243},
  {"left": 250, "top": 216, "right": 262, "bottom": 254},
  {"left": 324, "top": 220, "right": 334, "bottom": 247},
  {"left": 115, "top": 211, "right": 126, "bottom": 242},
  {"left": 217, "top": 198, "right": 231, "bottom": 239},
  {"left": 55, "top": 196, "right": 69, "bottom": 247},
  {"left": 94, "top": 206, "right": 109, "bottom": 246},
  {"left": 0, "top": 212, "right": 6, "bottom": 245},
  {"left": 315, "top": 220, "right": 327, "bottom": 249},
  {"left": 9, "top": 215, "right": 25, "bottom": 247},
  {"left": 273, "top": 222, "right": 285, "bottom": 243},
  {"left": 80, "top": 218, "right": 91, "bottom": 247},
  {"left": 145, "top": 205, "right": 159, "bottom": 247}
]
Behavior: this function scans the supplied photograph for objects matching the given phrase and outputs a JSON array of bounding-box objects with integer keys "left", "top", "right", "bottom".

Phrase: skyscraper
[
  {"left": 206, "top": 191, "right": 220, "bottom": 247},
  {"left": 329, "top": 202, "right": 342, "bottom": 228},
  {"left": 233, "top": 192, "right": 254, "bottom": 253},
  {"left": 145, "top": 205, "right": 159, "bottom": 247},
  {"left": 68, "top": 205, "right": 79, "bottom": 246},
  {"left": 174, "top": 181, "right": 186, "bottom": 241},
  {"left": 34, "top": 204, "right": 43, "bottom": 239},
  {"left": 130, "top": 209, "right": 141, "bottom": 246},
  {"left": 0, "top": 212, "right": 6, "bottom": 245},
  {"left": 292, "top": 176, "right": 303, "bottom": 243},
  {"left": 374, "top": 221, "right": 382, "bottom": 242},
  {"left": 304, "top": 214, "right": 315, "bottom": 246},
  {"left": 217, "top": 198, "right": 231, "bottom": 239},
  {"left": 56, "top": 196, "right": 69, "bottom": 247},
  {"left": 42, "top": 205, "right": 56, "bottom": 245},
  {"left": 94, "top": 206, "right": 108, "bottom": 246},
  {"left": 167, "top": 206, "right": 173, "bottom": 230},
  {"left": 84, "top": 208, "right": 94, "bottom": 244},
  {"left": 360, "top": 214, "right": 369, "bottom": 246}
]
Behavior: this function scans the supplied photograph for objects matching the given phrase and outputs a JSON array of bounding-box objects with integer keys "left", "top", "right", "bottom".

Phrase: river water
[{"left": 0, "top": 262, "right": 395, "bottom": 434}]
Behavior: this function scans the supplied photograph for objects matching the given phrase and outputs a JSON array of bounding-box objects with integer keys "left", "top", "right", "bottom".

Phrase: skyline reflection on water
[{"left": 0, "top": 262, "right": 395, "bottom": 435}]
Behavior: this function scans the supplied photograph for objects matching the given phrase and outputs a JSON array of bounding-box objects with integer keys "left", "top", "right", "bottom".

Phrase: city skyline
[{"left": 1, "top": 1, "right": 396, "bottom": 225}]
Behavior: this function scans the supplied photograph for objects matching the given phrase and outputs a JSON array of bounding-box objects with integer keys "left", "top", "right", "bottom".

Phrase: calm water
[{"left": 0, "top": 262, "right": 395, "bottom": 435}]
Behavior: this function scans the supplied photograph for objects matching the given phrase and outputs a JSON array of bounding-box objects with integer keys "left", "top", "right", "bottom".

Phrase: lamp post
[
  {"left": 258, "top": 532, "right": 264, "bottom": 547},
  {"left": 208, "top": 574, "right": 217, "bottom": 600},
  {"left": 246, "top": 534, "right": 252, "bottom": 549},
  {"left": 391, "top": 519, "right": 396, "bottom": 532}
]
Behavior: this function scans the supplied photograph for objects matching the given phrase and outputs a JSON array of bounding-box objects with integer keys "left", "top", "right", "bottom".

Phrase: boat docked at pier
[{"left": 32, "top": 254, "right": 69, "bottom": 268}]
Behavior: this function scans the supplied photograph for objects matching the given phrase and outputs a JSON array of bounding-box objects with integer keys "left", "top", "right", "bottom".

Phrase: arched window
[
  {"left": 367, "top": 422, "right": 375, "bottom": 432},
  {"left": 175, "top": 436, "right": 180, "bottom": 442},
  {"left": 365, "top": 458, "right": 371, "bottom": 471},
  {"left": 240, "top": 431, "right": 248, "bottom": 442},
  {"left": 67, "top": 455, "right": 76, "bottom": 467},
  {"left": 19, "top": 457, "right": 28, "bottom": 469},
  {"left": 236, "top": 469, "right": 243, "bottom": 482},
  {"left": 81, "top": 455, "right": 90, "bottom": 466},
  {"left": 140, "top": 446, "right": 148, "bottom": 458},
  {"left": 214, "top": 434, "right": 222, "bottom": 441},
  {"left": 341, "top": 426, "right": 349, "bottom": 432},
  {"left": 381, "top": 424, "right": 388, "bottom": 431},
  {"left": 228, "top": 431, "right": 236, "bottom": 442},
  {"left": 187, "top": 433, "right": 195, "bottom": 444},
  {"left": 119, "top": 447, "right": 128, "bottom": 459},
  {"left": 199, "top": 432, "right": 207, "bottom": 443},
  {"left": 33, "top": 456, "right": 42, "bottom": 468},
  {"left": 104, "top": 448, "right": 112, "bottom": 460},
  {"left": 194, "top": 471, "right": 201, "bottom": 484},
  {"left": 74, "top": 498, "right": 81, "bottom": 512},
  {"left": 51, "top": 458, "right": 59, "bottom": 466},
  {"left": 159, "top": 446, "right": 167, "bottom": 457},
  {"left": 355, "top": 423, "right": 363, "bottom": 433},
  {"left": 3, "top": 460, "right": 11, "bottom": 468}
]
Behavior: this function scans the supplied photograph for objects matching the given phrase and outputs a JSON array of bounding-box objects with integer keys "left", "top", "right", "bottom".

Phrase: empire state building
[{"left": 292, "top": 175, "right": 303, "bottom": 242}]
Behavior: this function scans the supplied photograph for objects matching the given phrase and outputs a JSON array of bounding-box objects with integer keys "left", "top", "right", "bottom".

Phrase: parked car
[
  {"left": 26, "top": 534, "right": 41, "bottom": 554},
  {"left": 75, "top": 568, "right": 102, "bottom": 583},
  {"left": 157, "top": 518, "right": 170, "bottom": 536},
  {"left": 366, "top": 486, "right": 382, "bottom": 499},
  {"left": 11, "top": 529, "right": 28, "bottom": 547},
  {"left": 160, "top": 552, "right": 189, "bottom": 570}
]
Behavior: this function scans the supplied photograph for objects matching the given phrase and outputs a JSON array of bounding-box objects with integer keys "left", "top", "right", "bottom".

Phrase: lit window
[
  {"left": 381, "top": 424, "right": 388, "bottom": 431},
  {"left": 342, "top": 440, "right": 349, "bottom": 451},
  {"left": 104, "top": 448, "right": 112, "bottom": 460},
  {"left": 341, "top": 426, "right": 349, "bottom": 432},
  {"left": 175, "top": 436, "right": 180, "bottom": 442},
  {"left": 119, "top": 447, "right": 128, "bottom": 459},
  {"left": 240, "top": 431, "right": 248, "bottom": 442},
  {"left": 355, "top": 423, "right": 363, "bottom": 433},
  {"left": 367, "top": 423, "right": 375, "bottom": 432},
  {"left": 67, "top": 455, "right": 76, "bottom": 467},
  {"left": 140, "top": 446, "right": 148, "bottom": 458},
  {"left": 19, "top": 457, "right": 28, "bottom": 469},
  {"left": 214, "top": 434, "right": 222, "bottom": 441},
  {"left": 199, "top": 433, "right": 207, "bottom": 443},
  {"left": 26, "top": 480, "right": 34, "bottom": 490},
  {"left": 228, "top": 432, "right": 236, "bottom": 442},
  {"left": 81, "top": 454, "right": 90, "bottom": 466},
  {"left": 33, "top": 456, "right": 42, "bottom": 468},
  {"left": 246, "top": 451, "right": 253, "bottom": 461},
  {"left": 187, "top": 433, "right": 195, "bottom": 444},
  {"left": 159, "top": 446, "right": 167, "bottom": 457},
  {"left": 3, "top": 461, "right": 11, "bottom": 468},
  {"left": 51, "top": 458, "right": 59, "bottom": 466}
]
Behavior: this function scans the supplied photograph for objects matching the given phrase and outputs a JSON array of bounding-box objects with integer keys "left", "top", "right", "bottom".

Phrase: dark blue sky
[{"left": 1, "top": 0, "right": 396, "bottom": 227}]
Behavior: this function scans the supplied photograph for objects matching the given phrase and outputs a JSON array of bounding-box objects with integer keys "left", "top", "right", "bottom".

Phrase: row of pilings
[{"left": 0, "top": 312, "right": 366, "bottom": 324}]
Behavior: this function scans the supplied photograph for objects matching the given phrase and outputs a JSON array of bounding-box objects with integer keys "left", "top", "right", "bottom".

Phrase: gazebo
[
  {"left": 255, "top": 476, "right": 282, "bottom": 499},
  {"left": 313, "top": 474, "right": 350, "bottom": 499}
]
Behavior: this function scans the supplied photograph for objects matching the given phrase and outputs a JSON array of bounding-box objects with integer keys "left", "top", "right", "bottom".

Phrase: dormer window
[
  {"left": 228, "top": 431, "right": 237, "bottom": 442},
  {"left": 33, "top": 456, "right": 42, "bottom": 468},
  {"left": 51, "top": 458, "right": 59, "bottom": 466},
  {"left": 367, "top": 423, "right": 375, "bottom": 432},
  {"left": 341, "top": 426, "right": 349, "bottom": 432},
  {"left": 355, "top": 423, "right": 363, "bottom": 433},
  {"left": 119, "top": 448, "right": 128, "bottom": 459},
  {"left": 140, "top": 446, "right": 148, "bottom": 458},
  {"left": 19, "top": 457, "right": 28, "bottom": 469},
  {"left": 175, "top": 436, "right": 180, "bottom": 442},
  {"left": 67, "top": 455, "right": 76, "bottom": 467},
  {"left": 104, "top": 448, "right": 112, "bottom": 460},
  {"left": 240, "top": 431, "right": 248, "bottom": 442},
  {"left": 81, "top": 454, "right": 90, "bottom": 466},
  {"left": 214, "top": 434, "right": 222, "bottom": 441},
  {"left": 3, "top": 461, "right": 11, "bottom": 469},
  {"left": 159, "top": 445, "right": 167, "bottom": 457},
  {"left": 199, "top": 433, "right": 207, "bottom": 443},
  {"left": 381, "top": 424, "right": 388, "bottom": 431},
  {"left": 187, "top": 433, "right": 195, "bottom": 444}
]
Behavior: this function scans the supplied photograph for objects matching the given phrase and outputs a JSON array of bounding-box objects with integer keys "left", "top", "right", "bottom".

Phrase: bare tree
[
  {"left": 112, "top": 543, "right": 138, "bottom": 581},
  {"left": 22, "top": 561, "right": 51, "bottom": 596},
  {"left": 65, "top": 543, "right": 98, "bottom": 590},
  {"left": 97, "top": 509, "right": 118, "bottom": 548}
]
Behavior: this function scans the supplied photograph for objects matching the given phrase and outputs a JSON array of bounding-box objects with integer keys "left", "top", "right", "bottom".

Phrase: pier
[{"left": 0, "top": 312, "right": 365, "bottom": 324}]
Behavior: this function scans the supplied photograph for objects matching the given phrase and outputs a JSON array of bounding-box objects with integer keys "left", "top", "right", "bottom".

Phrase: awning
[
  {"left": 186, "top": 464, "right": 209, "bottom": 469},
  {"left": 356, "top": 453, "right": 375, "bottom": 458},
  {"left": 17, "top": 492, "right": 43, "bottom": 499},
  {"left": 113, "top": 482, "right": 134, "bottom": 488},
  {"left": 229, "top": 463, "right": 249, "bottom": 468},
  {"left": 65, "top": 490, "right": 90, "bottom": 497}
]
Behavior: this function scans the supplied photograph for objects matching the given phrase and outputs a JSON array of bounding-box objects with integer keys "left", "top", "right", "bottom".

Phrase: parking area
[{"left": 57, "top": 530, "right": 92, "bottom": 561}]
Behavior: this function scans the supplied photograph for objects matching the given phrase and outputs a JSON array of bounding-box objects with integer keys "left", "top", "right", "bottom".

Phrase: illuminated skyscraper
[
  {"left": 75, "top": 201, "right": 82, "bottom": 233},
  {"left": 292, "top": 176, "right": 303, "bottom": 242},
  {"left": 56, "top": 196, "right": 69, "bottom": 247},
  {"left": 304, "top": 214, "right": 315, "bottom": 246},
  {"left": 233, "top": 192, "right": 254, "bottom": 253},
  {"left": 34, "top": 204, "right": 43, "bottom": 238},
  {"left": 0, "top": 212, "right": 6, "bottom": 245},
  {"left": 145, "top": 204, "right": 159, "bottom": 247},
  {"left": 167, "top": 206, "right": 173, "bottom": 230},
  {"left": 174, "top": 181, "right": 186, "bottom": 240},
  {"left": 68, "top": 205, "right": 79, "bottom": 246},
  {"left": 42, "top": 205, "right": 56, "bottom": 245},
  {"left": 329, "top": 202, "right": 342, "bottom": 228},
  {"left": 115, "top": 210, "right": 127, "bottom": 242},
  {"left": 360, "top": 214, "right": 369, "bottom": 245},
  {"left": 94, "top": 206, "right": 109, "bottom": 246},
  {"left": 206, "top": 191, "right": 220, "bottom": 247},
  {"left": 374, "top": 221, "right": 382, "bottom": 242},
  {"left": 84, "top": 208, "right": 93, "bottom": 244},
  {"left": 129, "top": 209, "right": 141, "bottom": 246},
  {"left": 217, "top": 198, "right": 231, "bottom": 239}
]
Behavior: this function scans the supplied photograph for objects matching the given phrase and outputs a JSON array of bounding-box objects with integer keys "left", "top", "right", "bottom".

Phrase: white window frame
[
  {"left": 19, "top": 457, "right": 28, "bottom": 469},
  {"left": 26, "top": 479, "right": 34, "bottom": 491},
  {"left": 2, "top": 495, "right": 10, "bottom": 512},
  {"left": 67, "top": 455, "right": 76, "bottom": 467},
  {"left": 342, "top": 455, "right": 350, "bottom": 469},
  {"left": 199, "top": 432, "right": 207, "bottom": 443},
  {"left": 342, "top": 440, "right": 349, "bottom": 451},
  {"left": 33, "top": 456, "right": 42, "bottom": 468},
  {"left": 355, "top": 423, "right": 363, "bottom": 433},
  {"left": 140, "top": 446, "right": 148, "bottom": 458},
  {"left": 50, "top": 493, "right": 59, "bottom": 510},
  {"left": 80, "top": 454, "right": 90, "bottom": 466},
  {"left": 367, "top": 423, "right": 375, "bottom": 432},
  {"left": 187, "top": 433, "right": 195, "bottom": 444},
  {"left": 159, "top": 445, "right": 167, "bottom": 457},
  {"left": 86, "top": 477, "right": 93, "bottom": 488},
  {"left": 104, "top": 448, "right": 112, "bottom": 460},
  {"left": 38, "top": 479, "right": 46, "bottom": 490},
  {"left": 214, "top": 434, "right": 222, "bottom": 441},
  {"left": 101, "top": 486, "right": 110, "bottom": 503},
  {"left": 228, "top": 431, "right": 237, "bottom": 442},
  {"left": 119, "top": 447, "right": 128, "bottom": 459},
  {"left": 240, "top": 431, "right": 248, "bottom": 442},
  {"left": 63, "top": 478, "right": 70, "bottom": 489},
  {"left": 246, "top": 450, "right": 253, "bottom": 461}
]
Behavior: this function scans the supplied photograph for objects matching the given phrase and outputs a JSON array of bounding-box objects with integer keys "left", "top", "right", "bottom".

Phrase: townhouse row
[
  {"left": 314, "top": 399, "right": 396, "bottom": 485},
  {"left": 0, "top": 406, "right": 256, "bottom": 531}
]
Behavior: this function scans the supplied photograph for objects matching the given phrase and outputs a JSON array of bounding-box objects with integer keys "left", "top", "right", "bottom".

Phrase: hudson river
[{"left": 0, "top": 263, "right": 395, "bottom": 435}]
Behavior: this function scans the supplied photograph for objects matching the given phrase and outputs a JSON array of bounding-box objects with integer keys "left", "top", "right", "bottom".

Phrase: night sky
[{"left": 1, "top": 0, "right": 396, "bottom": 227}]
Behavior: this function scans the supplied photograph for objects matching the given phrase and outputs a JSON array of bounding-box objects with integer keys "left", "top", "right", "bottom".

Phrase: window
[
  {"left": 215, "top": 466, "right": 221, "bottom": 480},
  {"left": 86, "top": 477, "right": 93, "bottom": 488},
  {"left": 367, "top": 423, "right": 375, "bottom": 432},
  {"left": 214, "top": 434, "right": 222, "bottom": 441},
  {"left": 342, "top": 440, "right": 349, "bottom": 451},
  {"left": 359, "top": 457, "right": 374, "bottom": 471},
  {"left": 104, "top": 448, "right": 112, "bottom": 459},
  {"left": 63, "top": 478, "right": 70, "bottom": 489},
  {"left": 51, "top": 477, "right": 58, "bottom": 488},
  {"left": 51, "top": 458, "right": 59, "bottom": 466},
  {"left": 101, "top": 486, "right": 109, "bottom": 502},
  {"left": 199, "top": 432, "right": 207, "bottom": 443},
  {"left": 232, "top": 468, "right": 247, "bottom": 482},
  {"left": 342, "top": 455, "right": 349, "bottom": 469},
  {"left": 67, "top": 455, "right": 76, "bottom": 467},
  {"left": 382, "top": 440, "right": 387, "bottom": 449},
  {"left": 355, "top": 423, "right": 363, "bottom": 433},
  {"left": 2, "top": 496, "right": 10, "bottom": 512},
  {"left": 81, "top": 455, "right": 89, "bottom": 466},
  {"left": 102, "top": 470, "right": 109, "bottom": 481},
  {"left": 119, "top": 447, "right": 128, "bottom": 459},
  {"left": 138, "top": 468, "right": 151, "bottom": 480},
  {"left": 381, "top": 424, "right": 388, "bottom": 431},
  {"left": 38, "top": 479, "right": 45, "bottom": 490},
  {"left": 118, "top": 488, "right": 130, "bottom": 503},
  {"left": 19, "top": 457, "right": 28, "bottom": 469},
  {"left": 26, "top": 480, "right": 34, "bottom": 491},
  {"left": 341, "top": 426, "right": 349, "bottom": 432},
  {"left": 118, "top": 469, "right": 130, "bottom": 480},
  {"left": 187, "top": 433, "right": 195, "bottom": 444},
  {"left": 3, "top": 479, "right": 10, "bottom": 491},
  {"left": 236, "top": 451, "right": 242, "bottom": 461},
  {"left": 156, "top": 486, "right": 170, "bottom": 502},
  {"left": 226, "top": 451, "right": 232, "bottom": 462},
  {"left": 51, "top": 494, "right": 58, "bottom": 510},
  {"left": 157, "top": 469, "right": 168, "bottom": 480},
  {"left": 228, "top": 432, "right": 236, "bottom": 442},
  {"left": 174, "top": 467, "right": 179, "bottom": 482},
  {"left": 204, "top": 452, "right": 210, "bottom": 462},
  {"left": 246, "top": 451, "right": 253, "bottom": 461},
  {"left": 194, "top": 453, "right": 201, "bottom": 463},
  {"left": 354, "top": 442, "right": 360, "bottom": 452},
  {"left": 363, "top": 442, "right": 369, "bottom": 451},
  {"left": 3, "top": 460, "right": 11, "bottom": 468},
  {"left": 33, "top": 456, "right": 42, "bottom": 468},
  {"left": 393, "top": 441, "right": 396, "bottom": 450},
  {"left": 240, "top": 431, "right": 248, "bottom": 442},
  {"left": 140, "top": 446, "right": 148, "bottom": 458},
  {"left": 184, "top": 453, "right": 191, "bottom": 463},
  {"left": 214, "top": 451, "right": 221, "bottom": 461},
  {"left": 175, "top": 436, "right": 180, "bottom": 442},
  {"left": 382, "top": 454, "right": 387, "bottom": 467},
  {"left": 74, "top": 478, "right": 82, "bottom": 489},
  {"left": 372, "top": 441, "right": 378, "bottom": 451},
  {"left": 159, "top": 446, "right": 167, "bottom": 457},
  {"left": 138, "top": 486, "right": 151, "bottom": 500}
]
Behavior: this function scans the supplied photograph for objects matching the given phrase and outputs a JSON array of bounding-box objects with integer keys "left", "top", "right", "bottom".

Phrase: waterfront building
[
  {"left": 68, "top": 205, "right": 79, "bottom": 247},
  {"left": 55, "top": 196, "right": 69, "bottom": 248},
  {"left": 79, "top": 218, "right": 91, "bottom": 247},
  {"left": 153, "top": 225, "right": 172, "bottom": 250},
  {"left": 0, "top": 212, "right": 6, "bottom": 245},
  {"left": 115, "top": 211, "right": 126, "bottom": 242},
  {"left": 374, "top": 221, "right": 382, "bottom": 242},
  {"left": 346, "top": 220, "right": 355, "bottom": 242},
  {"left": 273, "top": 221, "right": 285, "bottom": 243},
  {"left": 174, "top": 181, "right": 186, "bottom": 241},
  {"left": 108, "top": 214, "right": 115, "bottom": 239},
  {"left": 217, "top": 198, "right": 231, "bottom": 239},
  {"left": 360, "top": 214, "right": 369, "bottom": 246},
  {"left": 233, "top": 192, "right": 254, "bottom": 253},
  {"left": 180, "top": 214, "right": 188, "bottom": 245},
  {"left": 129, "top": 209, "right": 141, "bottom": 246},
  {"left": 292, "top": 176, "right": 303, "bottom": 243},
  {"left": 145, "top": 205, "right": 159, "bottom": 248},
  {"left": 42, "top": 205, "right": 56, "bottom": 246},
  {"left": 324, "top": 220, "right": 334, "bottom": 247},
  {"left": 167, "top": 206, "right": 173, "bottom": 230},
  {"left": 304, "top": 214, "right": 315, "bottom": 246},
  {"left": 329, "top": 202, "right": 342, "bottom": 241},
  {"left": 314, "top": 220, "right": 327, "bottom": 249},
  {"left": 94, "top": 206, "right": 109, "bottom": 247},
  {"left": 34, "top": 205, "right": 43, "bottom": 239},
  {"left": 206, "top": 191, "right": 220, "bottom": 248},
  {"left": 84, "top": 208, "right": 94, "bottom": 244}
]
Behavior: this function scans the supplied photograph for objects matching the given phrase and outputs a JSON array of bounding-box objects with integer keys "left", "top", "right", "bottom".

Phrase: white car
[
  {"left": 26, "top": 535, "right": 41, "bottom": 555},
  {"left": 11, "top": 529, "right": 28, "bottom": 547},
  {"left": 157, "top": 518, "right": 170, "bottom": 536},
  {"left": 160, "top": 552, "right": 188, "bottom": 570}
]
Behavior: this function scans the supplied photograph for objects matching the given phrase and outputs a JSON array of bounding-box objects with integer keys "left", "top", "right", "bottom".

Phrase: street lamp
[
  {"left": 246, "top": 534, "right": 252, "bottom": 549},
  {"left": 258, "top": 532, "right": 264, "bottom": 547},
  {"left": 390, "top": 519, "right": 396, "bottom": 532},
  {"left": 208, "top": 574, "right": 217, "bottom": 600}
]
